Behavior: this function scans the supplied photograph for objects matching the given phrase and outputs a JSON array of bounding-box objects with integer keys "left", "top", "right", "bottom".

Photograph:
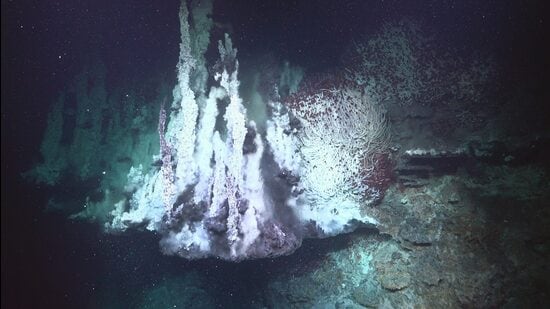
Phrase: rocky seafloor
[{"left": 261, "top": 86, "right": 550, "bottom": 308}]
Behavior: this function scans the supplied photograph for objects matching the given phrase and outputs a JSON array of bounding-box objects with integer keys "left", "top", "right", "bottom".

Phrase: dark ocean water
[{"left": 2, "top": 0, "right": 548, "bottom": 307}]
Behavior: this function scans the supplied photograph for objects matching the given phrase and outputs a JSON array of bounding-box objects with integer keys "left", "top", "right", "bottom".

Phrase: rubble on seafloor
[{"left": 265, "top": 138, "right": 550, "bottom": 308}]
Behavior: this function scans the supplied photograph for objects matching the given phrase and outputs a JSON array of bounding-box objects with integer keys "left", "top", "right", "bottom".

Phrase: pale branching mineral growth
[{"left": 108, "top": 0, "right": 389, "bottom": 260}]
